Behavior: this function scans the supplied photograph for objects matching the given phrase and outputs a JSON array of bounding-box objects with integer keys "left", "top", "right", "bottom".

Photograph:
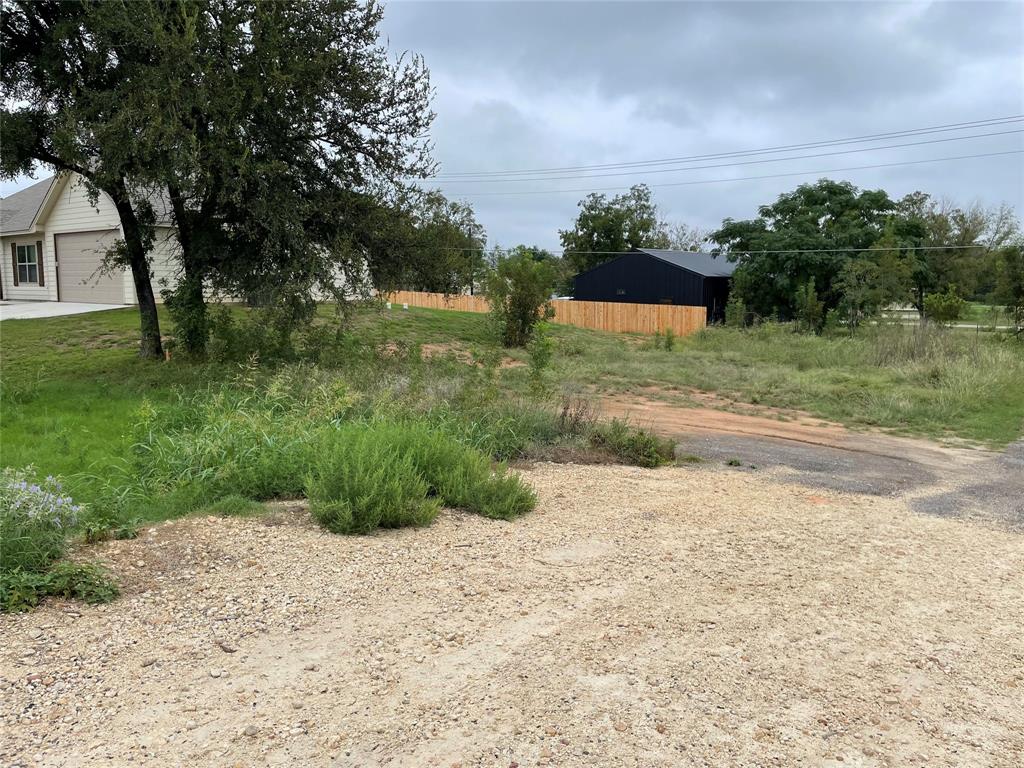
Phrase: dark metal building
[{"left": 572, "top": 248, "right": 737, "bottom": 321}]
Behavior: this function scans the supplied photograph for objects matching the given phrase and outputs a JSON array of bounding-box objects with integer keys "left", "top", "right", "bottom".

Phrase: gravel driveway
[{"left": 2, "top": 463, "right": 1022, "bottom": 767}]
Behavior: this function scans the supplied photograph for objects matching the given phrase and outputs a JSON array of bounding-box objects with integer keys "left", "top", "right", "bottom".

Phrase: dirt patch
[
  {"left": 3, "top": 464, "right": 1022, "bottom": 767},
  {"left": 601, "top": 393, "right": 986, "bottom": 471},
  {"left": 420, "top": 342, "right": 475, "bottom": 365},
  {"left": 420, "top": 342, "right": 525, "bottom": 369}
]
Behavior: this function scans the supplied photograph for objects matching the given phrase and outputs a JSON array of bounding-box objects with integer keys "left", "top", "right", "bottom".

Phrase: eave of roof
[{"left": 0, "top": 176, "right": 57, "bottom": 235}]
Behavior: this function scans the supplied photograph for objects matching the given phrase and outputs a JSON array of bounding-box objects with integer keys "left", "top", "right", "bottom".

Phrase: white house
[{"left": 0, "top": 173, "right": 180, "bottom": 304}]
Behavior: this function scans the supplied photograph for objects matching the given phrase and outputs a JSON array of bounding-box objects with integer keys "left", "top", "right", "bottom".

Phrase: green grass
[{"left": 2, "top": 302, "right": 1022, "bottom": 522}]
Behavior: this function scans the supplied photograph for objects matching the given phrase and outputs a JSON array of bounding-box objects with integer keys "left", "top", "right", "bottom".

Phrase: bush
[
  {"left": 794, "top": 278, "right": 825, "bottom": 333},
  {"left": 527, "top": 321, "right": 555, "bottom": 394},
  {"left": 1, "top": 468, "right": 81, "bottom": 576},
  {"left": 131, "top": 366, "right": 354, "bottom": 502},
  {"left": 725, "top": 294, "right": 746, "bottom": 328},
  {"left": 306, "top": 420, "right": 536, "bottom": 533},
  {"left": 924, "top": 286, "right": 967, "bottom": 326},
  {"left": 307, "top": 428, "right": 440, "bottom": 534},
  {"left": 589, "top": 419, "right": 674, "bottom": 468},
  {"left": 485, "top": 249, "right": 557, "bottom": 347}
]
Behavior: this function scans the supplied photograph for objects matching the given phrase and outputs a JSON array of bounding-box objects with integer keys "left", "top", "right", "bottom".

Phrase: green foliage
[
  {"left": 835, "top": 258, "right": 885, "bottom": 330},
  {"left": 162, "top": 276, "right": 211, "bottom": 357},
  {"left": 994, "top": 244, "right": 1024, "bottom": 336},
  {"left": 663, "top": 327, "right": 676, "bottom": 351},
  {"left": 306, "top": 420, "right": 536, "bottom": 534},
  {"left": 376, "top": 190, "right": 488, "bottom": 294},
  {"left": 527, "top": 321, "right": 556, "bottom": 394},
  {"left": 898, "top": 196, "right": 1019, "bottom": 310},
  {"left": 559, "top": 184, "right": 669, "bottom": 274},
  {"left": 1, "top": 562, "right": 118, "bottom": 613},
  {"left": 923, "top": 285, "right": 967, "bottom": 325},
  {"left": 307, "top": 428, "right": 440, "bottom": 535},
  {"left": 485, "top": 248, "right": 557, "bottom": 347},
  {"left": 713, "top": 180, "right": 904, "bottom": 319},
  {"left": 131, "top": 366, "right": 354, "bottom": 501},
  {"left": 589, "top": 419, "right": 675, "bottom": 468},
  {"left": 1, "top": 469, "right": 80, "bottom": 576},
  {"left": 725, "top": 294, "right": 747, "bottom": 328},
  {"left": 1, "top": 0, "right": 440, "bottom": 358},
  {"left": 794, "top": 279, "right": 825, "bottom": 333}
]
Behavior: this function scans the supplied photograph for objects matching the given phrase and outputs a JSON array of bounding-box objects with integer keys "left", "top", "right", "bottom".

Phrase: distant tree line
[{"left": 555, "top": 181, "right": 1023, "bottom": 334}]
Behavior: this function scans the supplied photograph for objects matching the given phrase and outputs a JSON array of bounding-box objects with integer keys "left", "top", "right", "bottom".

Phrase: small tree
[
  {"left": 994, "top": 244, "right": 1024, "bottom": 337},
  {"left": 724, "top": 293, "right": 746, "bottom": 328},
  {"left": 526, "top": 321, "right": 555, "bottom": 395},
  {"left": 835, "top": 259, "right": 883, "bottom": 331},
  {"left": 485, "top": 248, "right": 557, "bottom": 347},
  {"left": 794, "top": 278, "right": 825, "bottom": 333},
  {"left": 923, "top": 285, "right": 967, "bottom": 326}
]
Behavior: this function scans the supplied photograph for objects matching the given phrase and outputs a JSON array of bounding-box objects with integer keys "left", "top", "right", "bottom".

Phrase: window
[{"left": 16, "top": 244, "right": 38, "bottom": 285}]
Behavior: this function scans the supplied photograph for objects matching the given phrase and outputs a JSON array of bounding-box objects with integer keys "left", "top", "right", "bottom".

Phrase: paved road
[
  {"left": 0, "top": 300, "right": 126, "bottom": 321},
  {"left": 603, "top": 395, "right": 1024, "bottom": 529}
]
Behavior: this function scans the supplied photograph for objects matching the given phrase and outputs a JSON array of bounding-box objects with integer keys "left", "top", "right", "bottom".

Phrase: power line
[
  {"left": 433, "top": 115, "right": 1024, "bottom": 178},
  {"left": 433, "top": 149, "right": 1024, "bottom": 197},
  {"left": 384, "top": 244, "right": 1006, "bottom": 255},
  {"left": 432, "top": 129, "right": 1023, "bottom": 185}
]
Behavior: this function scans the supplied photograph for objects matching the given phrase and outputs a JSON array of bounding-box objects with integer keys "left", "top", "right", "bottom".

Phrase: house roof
[
  {"left": 0, "top": 176, "right": 56, "bottom": 234},
  {"left": 633, "top": 248, "right": 737, "bottom": 278},
  {"left": 0, "top": 173, "right": 173, "bottom": 235}
]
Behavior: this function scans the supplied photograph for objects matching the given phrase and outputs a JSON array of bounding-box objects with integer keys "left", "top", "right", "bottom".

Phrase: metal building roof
[{"left": 633, "top": 248, "right": 737, "bottom": 277}]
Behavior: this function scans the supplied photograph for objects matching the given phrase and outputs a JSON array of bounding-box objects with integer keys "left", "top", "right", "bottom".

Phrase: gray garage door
[{"left": 56, "top": 230, "right": 124, "bottom": 303}]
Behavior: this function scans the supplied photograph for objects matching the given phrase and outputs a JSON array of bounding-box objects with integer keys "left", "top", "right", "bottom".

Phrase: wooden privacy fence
[{"left": 385, "top": 290, "right": 707, "bottom": 337}]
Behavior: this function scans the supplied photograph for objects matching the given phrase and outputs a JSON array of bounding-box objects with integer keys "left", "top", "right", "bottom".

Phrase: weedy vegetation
[{"left": 2, "top": 300, "right": 1022, "bottom": 611}]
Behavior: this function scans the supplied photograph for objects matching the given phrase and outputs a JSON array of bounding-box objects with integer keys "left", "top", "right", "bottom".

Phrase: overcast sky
[
  {"left": 3, "top": 1, "right": 1021, "bottom": 251},
  {"left": 381, "top": 0, "right": 1024, "bottom": 250}
]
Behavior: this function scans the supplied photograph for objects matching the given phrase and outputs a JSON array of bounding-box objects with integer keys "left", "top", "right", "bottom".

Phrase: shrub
[
  {"left": 527, "top": 321, "right": 555, "bottom": 394},
  {"left": 485, "top": 249, "right": 557, "bottom": 347},
  {"left": 40, "top": 561, "right": 119, "bottom": 605},
  {"left": 556, "top": 394, "right": 598, "bottom": 437},
  {"left": 131, "top": 366, "right": 353, "bottom": 502},
  {"left": 306, "top": 420, "right": 537, "bottom": 533},
  {"left": 924, "top": 286, "right": 967, "bottom": 326},
  {"left": 663, "top": 327, "right": 676, "bottom": 351},
  {"left": 725, "top": 294, "right": 746, "bottom": 328},
  {"left": 794, "top": 278, "right": 825, "bottom": 333},
  {"left": 589, "top": 419, "right": 674, "bottom": 468},
  {"left": 307, "top": 428, "right": 439, "bottom": 534},
  {"left": 1, "top": 468, "right": 81, "bottom": 576}
]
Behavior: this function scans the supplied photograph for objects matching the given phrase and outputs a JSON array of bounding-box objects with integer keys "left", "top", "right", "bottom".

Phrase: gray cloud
[
  {"left": 382, "top": 0, "right": 1024, "bottom": 249},
  {"left": 4, "top": 1, "right": 1021, "bottom": 251}
]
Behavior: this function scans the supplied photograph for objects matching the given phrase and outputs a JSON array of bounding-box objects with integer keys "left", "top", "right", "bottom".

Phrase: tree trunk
[
  {"left": 109, "top": 182, "right": 164, "bottom": 359},
  {"left": 167, "top": 184, "right": 209, "bottom": 355}
]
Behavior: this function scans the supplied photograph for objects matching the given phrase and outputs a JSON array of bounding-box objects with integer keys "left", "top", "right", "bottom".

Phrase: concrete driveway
[{"left": 0, "top": 301, "right": 127, "bottom": 321}]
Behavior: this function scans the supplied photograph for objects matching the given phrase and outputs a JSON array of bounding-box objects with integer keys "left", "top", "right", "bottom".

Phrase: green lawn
[
  {"left": 350, "top": 305, "right": 1024, "bottom": 445},
  {"left": 2, "top": 303, "right": 1022, "bottom": 504}
]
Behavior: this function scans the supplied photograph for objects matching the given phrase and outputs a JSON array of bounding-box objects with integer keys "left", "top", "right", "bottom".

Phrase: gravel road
[{"left": 2, "top": 463, "right": 1022, "bottom": 767}]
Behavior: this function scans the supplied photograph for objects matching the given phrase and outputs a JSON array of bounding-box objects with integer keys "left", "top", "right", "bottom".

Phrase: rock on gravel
[{"left": 1, "top": 464, "right": 1023, "bottom": 767}]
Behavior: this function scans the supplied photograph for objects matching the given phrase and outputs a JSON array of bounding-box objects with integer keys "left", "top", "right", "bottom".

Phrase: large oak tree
[{"left": 1, "top": 0, "right": 437, "bottom": 357}]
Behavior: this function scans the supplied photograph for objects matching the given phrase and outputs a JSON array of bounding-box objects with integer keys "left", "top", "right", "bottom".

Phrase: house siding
[
  {"left": 1, "top": 231, "right": 50, "bottom": 301},
  {"left": 1, "top": 174, "right": 181, "bottom": 304},
  {"left": 45, "top": 176, "right": 128, "bottom": 302}
]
